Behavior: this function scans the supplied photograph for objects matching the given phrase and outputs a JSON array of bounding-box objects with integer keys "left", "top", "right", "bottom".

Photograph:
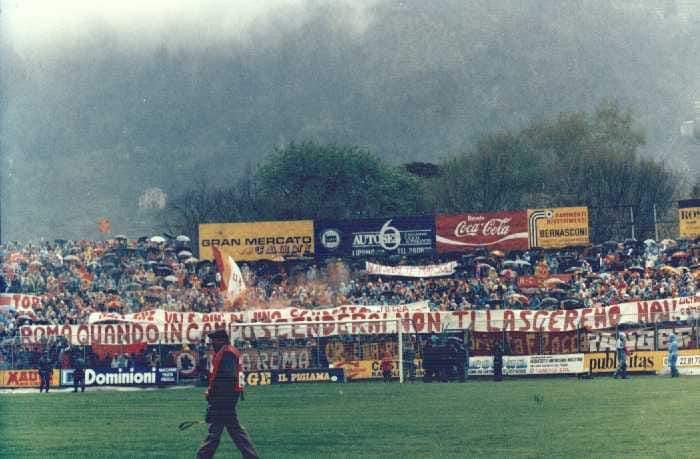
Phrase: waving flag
[{"left": 212, "top": 246, "right": 246, "bottom": 299}]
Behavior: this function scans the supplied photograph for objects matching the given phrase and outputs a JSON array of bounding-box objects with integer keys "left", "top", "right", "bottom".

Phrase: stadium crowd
[
  {"left": 0, "top": 236, "right": 699, "bottom": 342},
  {"left": 0, "top": 235, "right": 698, "bottom": 371}
]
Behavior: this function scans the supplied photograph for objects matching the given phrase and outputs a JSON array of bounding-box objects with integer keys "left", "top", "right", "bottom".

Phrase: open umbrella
[
  {"left": 660, "top": 238, "right": 677, "bottom": 247},
  {"left": 565, "top": 266, "right": 581, "bottom": 273},
  {"left": 502, "top": 260, "right": 517, "bottom": 268},
  {"left": 540, "top": 297, "right": 559, "bottom": 308},
  {"left": 184, "top": 257, "right": 199, "bottom": 265},
  {"left": 150, "top": 235, "right": 166, "bottom": 244},
  {"left": 543, "top": 277, "right": 566, "bottom": 288},
  {"left": 155, "top": 265, "right": 174, "bottom": 276},
  {"left": 514, "top": 260, "right": 531, "bottom": 267},
  {"left": 164, "top": 275, "right": 178, "bottom": 283},
  {"left": 500, "top": 269, "right": 517, "bottom": 278},
  {"left": 508, "top": 293, "right": 529, "bottom": 304},
  {"left": 178, "top": 250, "right": 193, "bottom": 259},
  {"left": 561, "top": 298, "right": 582, "bottom": 310},
  {"left": 627, "top": 266, "right": 645, "bottom": 273},
  {"left": 490, "top": 250, "right": 505, "bottom": 258},
  {"left": 63, "top": 255, "right": 80, "bottom": 262},
  {"left": 671, "top": 251, "right": 688, "bottom": 259},
  {"left": 603, "top": 240, "right": 618, "bottom": 248},
  {"left": 176, "top": 235, "right": 191, "bottom": 243},
  {"left": 114, "top": 235, "right": 128, "bottom": 240}
]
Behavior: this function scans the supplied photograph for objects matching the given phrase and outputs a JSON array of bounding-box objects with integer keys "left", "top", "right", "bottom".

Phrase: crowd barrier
[{"left": 4, "top": 349, "right": 697, "bottom": 388}]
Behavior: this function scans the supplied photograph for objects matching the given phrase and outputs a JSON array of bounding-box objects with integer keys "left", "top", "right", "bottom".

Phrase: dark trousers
[
  {"left": 196, "top": 413, "right": 258, "bottom": 459},
  {"left": 73, "top": 373, "right": 85, "bottom": 392},
  {"left": 39, "top": 372, "right": 51, "bottom": 392}
]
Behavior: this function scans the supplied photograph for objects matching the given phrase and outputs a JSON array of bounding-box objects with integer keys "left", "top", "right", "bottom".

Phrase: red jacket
[{"left": 208, "top": 345, "right": 244, "bottom": 396}]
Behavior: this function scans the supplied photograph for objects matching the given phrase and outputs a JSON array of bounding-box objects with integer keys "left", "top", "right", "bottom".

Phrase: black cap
[{"left": 207, "top": 329, "right": 229, "bottom": 341}]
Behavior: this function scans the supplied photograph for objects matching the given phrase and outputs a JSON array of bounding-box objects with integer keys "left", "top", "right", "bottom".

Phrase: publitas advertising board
[{"left": 60, "top": 367, "right": 178, "bottom": 387}]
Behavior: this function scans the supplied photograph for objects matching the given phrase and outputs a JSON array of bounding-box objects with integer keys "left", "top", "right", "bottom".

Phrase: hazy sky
[{"left": 2, "top": 0, "right": 376, "bottom": 55}]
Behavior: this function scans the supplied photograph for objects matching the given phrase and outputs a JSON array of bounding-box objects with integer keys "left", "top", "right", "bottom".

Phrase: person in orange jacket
[{"left": 196, "top": 329, "right": 258, "bottom": 459}]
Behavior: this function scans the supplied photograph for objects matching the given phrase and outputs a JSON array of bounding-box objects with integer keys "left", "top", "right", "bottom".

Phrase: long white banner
[
  {"left": 365, "top": 261, "right": 457, "bottom": 278},
  {"left": 19, "top": 295, "right": 700, "bottom": 345}
]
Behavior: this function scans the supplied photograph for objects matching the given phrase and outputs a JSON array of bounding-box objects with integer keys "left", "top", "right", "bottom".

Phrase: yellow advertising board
[
  {"left": 584, "top": 351, "right": 664, "bottom": 374},
  {"left": 527, "top": 207, "right": 589, "bottom": 249},
  {"left": 199, "top": 220, "right": 314, "bottom": 261},
  {"left": 333, "top": 359, "right": 424, "bottom": 380},
  {"left": 0, "top": 369, "right": 61, "bottom": 388},
  {"left": 678, "top": 199, "right": 700, "bottom": 238}
]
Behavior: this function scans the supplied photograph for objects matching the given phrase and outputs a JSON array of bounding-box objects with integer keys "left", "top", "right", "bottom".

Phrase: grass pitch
[{"left": 1, "top": 376, "right": 699, "bottom": 458}]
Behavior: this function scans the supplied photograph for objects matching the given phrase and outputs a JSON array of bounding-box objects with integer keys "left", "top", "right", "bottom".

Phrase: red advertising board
[{"left": 436, "top": 211, "right": 528, "bottom": 253}]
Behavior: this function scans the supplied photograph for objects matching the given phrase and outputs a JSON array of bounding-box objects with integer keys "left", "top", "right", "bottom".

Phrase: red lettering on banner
[
  {"left": 486, "top": 310, "right": 500, "bottom": 332},
  {"left": 132, "top": 324, "right": 143, "bottom": 344},
  {"left": 20, "top": 326, "right": 31, "bottom": 344},
  {"left": 145, "top": 324, "right": 159, "bottom": 343},
  {"left": 594, "top": 308, "right": 607, "bottom": 329},
  {"left": 637, "top": 301, "right": 649, "bottom": 323},
  {"left": 608, "top": 305, "right": 620, "bottom": 327},
  {"left": 452, "top": 311, "right": 469, "bottom": 329},
  {"left": 77, "top": 324, "right": 89, "bottom": 345},
  {"left": 563, "top": 309, "right": 578, "bottom": 332},
  {"left": 519, "top": 310, "right": 532, "bottom": 332},
  {"left": 503, "top": 310, "right": 515, "bottom": 332},
  {"left": 91, "top": 325, "right": 102, "bottom": 344},
  {"left": 169, "top": 323, "right": 183, "bottom": 343},
  {"left": 533, "top": 311, "right": 549, "bottom": 331},
  {"left": 580, "top": 308, "right": 592, "bottom": 330},
  {"left": 427, "top": 312, "right": 441, "bottom": 333},
  {"left": 650, "top": 301, "right": 667, "bottom": 323},
  {"left": 104, "top": 325, "right": 115, "bottom": 344},
  {"left": 412, "top": 314, "right": 425, "bottom": 333},
  {"left": 548, "top": 310, "right": 563, "bottom": 332}
]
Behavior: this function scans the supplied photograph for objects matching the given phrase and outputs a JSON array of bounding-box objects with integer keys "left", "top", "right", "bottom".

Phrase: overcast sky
[{"left": 2, "top": 0, "right": 376, "bottom": 56}]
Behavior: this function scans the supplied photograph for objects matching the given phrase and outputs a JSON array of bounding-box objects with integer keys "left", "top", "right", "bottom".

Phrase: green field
[{"left": 1, "top": 376, "right": 699, "bottom": 458}]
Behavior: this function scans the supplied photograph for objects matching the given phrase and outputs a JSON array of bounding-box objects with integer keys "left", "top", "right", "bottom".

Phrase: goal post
[{"left": 228, "top": 317, "right": 414, "bottom": 383}]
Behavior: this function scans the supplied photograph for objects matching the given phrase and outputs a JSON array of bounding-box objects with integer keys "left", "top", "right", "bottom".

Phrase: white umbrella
[
  {"left": 184, "top": 257, "right": 199, "bottom": 264},
  {"left": 63, "top": 255, "right": 80, "bottom": 262},
  {"left": 164, "top": 275, "right": 178, "bottom": 283},
  {"left": 178, "top": 250, "right": 193, "bottom": 258},
  {"left": 176, "top": 235, "right": 191, "bottom": 243},
  {"left": 114, "top": 235, "right": 128, "bottom": 240},
  {"left": 150, "top": 236, "right": 166, "bottom": 243}
]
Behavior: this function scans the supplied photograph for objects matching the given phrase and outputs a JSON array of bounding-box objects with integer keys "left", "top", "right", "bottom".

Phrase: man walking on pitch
[{"left": 196, "top": 329, "right": 258, "bottom": 459}]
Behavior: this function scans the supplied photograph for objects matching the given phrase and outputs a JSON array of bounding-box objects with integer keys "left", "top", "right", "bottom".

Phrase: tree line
[{"left": 166, "top": 103, "right": 695, "bottom": 243}]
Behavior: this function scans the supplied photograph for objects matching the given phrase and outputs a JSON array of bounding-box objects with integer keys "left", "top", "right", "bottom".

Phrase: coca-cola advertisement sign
[{"left": 436, "top": 211, "right": 528, "bottom": 252}]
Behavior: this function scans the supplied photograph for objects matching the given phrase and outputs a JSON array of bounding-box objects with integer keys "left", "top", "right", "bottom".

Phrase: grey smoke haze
[{"left": 1, "top": 0, "right": 699, "bottom": 241}]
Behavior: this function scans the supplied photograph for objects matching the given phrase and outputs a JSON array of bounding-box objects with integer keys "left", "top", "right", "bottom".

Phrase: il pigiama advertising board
[
  {"left": 199, "top": 220, "right": 314, "bottom": 261},
  {"left": 315, "top": 216, "right": 435, "bottom": 258}
]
